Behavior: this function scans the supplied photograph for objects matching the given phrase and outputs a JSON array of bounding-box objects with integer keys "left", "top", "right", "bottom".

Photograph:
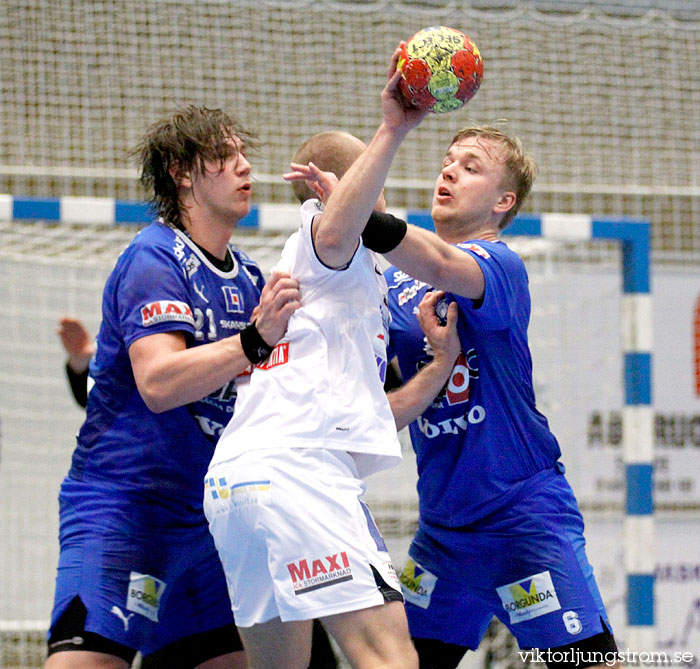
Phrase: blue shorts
[
  {"left": 401, "top": 471, "right": 612, "bottom": 650},
  {"left": 48, "top": 477, "right": 236, "bottom": 657}
]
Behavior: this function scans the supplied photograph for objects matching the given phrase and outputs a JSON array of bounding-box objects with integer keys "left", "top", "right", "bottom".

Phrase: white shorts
[{"left": 204, "top": 447, "right": 402, "bottom": 627}]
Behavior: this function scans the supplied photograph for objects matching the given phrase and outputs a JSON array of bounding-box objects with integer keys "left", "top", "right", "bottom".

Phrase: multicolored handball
[{"left": 397, "top": 26, "right": 483, "bottom": 114}]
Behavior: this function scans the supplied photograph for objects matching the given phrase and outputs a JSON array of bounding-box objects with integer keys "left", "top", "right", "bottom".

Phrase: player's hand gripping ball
[{"left": 397, "top": 26, "right": 483, "bottom": 114}]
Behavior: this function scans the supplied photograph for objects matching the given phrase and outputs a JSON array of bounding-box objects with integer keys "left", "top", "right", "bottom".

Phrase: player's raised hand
[
  {"left": 417, "top": 291, "right": 460, "bottom": 367},
  {"left": 283, "top": 161, "right": 339, "bottom": 203},
  {"left": 57, "top": 316, "right": 95, "bottom": 372},
  {"left": 381, "top": 44, "right": 430, "bottom": 133},
  {"left": 253, "top": 271, "right": 301, "bottom": 346}
]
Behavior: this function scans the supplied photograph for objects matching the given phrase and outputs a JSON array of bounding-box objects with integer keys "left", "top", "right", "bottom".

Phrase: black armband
[
  {"left": 362, "top": 211, "right": 408, "bottom": 253},
  {"left": 240, "top": 322, "right": 274, "bottom": 364},
  {"left": 65, "top": 363, "right": 89, "bottom": 409}
]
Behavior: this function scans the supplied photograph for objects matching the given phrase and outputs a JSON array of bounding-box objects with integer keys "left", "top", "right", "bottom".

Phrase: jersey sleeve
[
  {"left": 450, "top": 242, "right": 528, "bottom": 331},
  {"left": 116, "top": 242, "right": 196, "bottom": 350}
]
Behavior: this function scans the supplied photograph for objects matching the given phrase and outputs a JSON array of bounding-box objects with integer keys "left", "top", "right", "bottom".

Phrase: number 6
[{"left": 563, "top": 610, "right": 582, "bottom": 634}]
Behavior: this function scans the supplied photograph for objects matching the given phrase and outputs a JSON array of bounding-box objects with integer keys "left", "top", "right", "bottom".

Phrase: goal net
[
  {"left": 1, "top": 0, "right": 700, "bottom": 259},
  {"left": 0, "top": 219, "right": 623, "bottom": 668}
]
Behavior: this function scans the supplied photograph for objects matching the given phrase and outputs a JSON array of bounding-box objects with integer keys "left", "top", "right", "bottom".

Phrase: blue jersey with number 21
[{"left": 68, "top": 222, "right": 264, "bottom": 519}]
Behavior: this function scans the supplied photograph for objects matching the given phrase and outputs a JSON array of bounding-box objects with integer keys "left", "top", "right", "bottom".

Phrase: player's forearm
[
  {"left": 385, "top": 226, "right": 485, "bottom": 300},
  {"left": 315, "top": 122, "right": 409, "bottom": 266},
  {"left": 388, "top": 355, "right": 454, "bottom": 431},
  {"left": 132, "top": 335, "right": 251, "bottom": 413}
]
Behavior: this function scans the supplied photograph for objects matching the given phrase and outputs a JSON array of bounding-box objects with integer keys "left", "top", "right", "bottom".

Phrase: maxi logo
[
  {"left": 287, "top": 552, "right": 353, "bottom": 595},
  {"left": 141, "top": 300, "right": 195, "bottom": 327}
]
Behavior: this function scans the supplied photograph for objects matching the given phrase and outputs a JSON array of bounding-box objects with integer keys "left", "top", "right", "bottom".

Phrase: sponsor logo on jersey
[
  {"left": 388, "top": 269, "right": 414, "bottom": 288},
  {"left": 205, "top": 476, "right": 270, "bottom": 500},
  {"left": 195, "top": 415, "right": 226, "bottom": 437},
  {"left": 399, "top": 558, "right": 437, "bottom": 610},
  {"left": 140, "top": 300, "right": 195, "bottom": 327},
  {"left": 184, "top": 253, "right": 201, "bottom": 278},
  {"left": 208, "top": 379, "right": 238, "bottom": 404},
  {"left": 287, "top": 551, "right": 353, "bottom": 595},
  {"left": 397, "top": 280, "right": 427, "bottom": 306},
  {"left": 496, "top": 570, "right": 561, "bottom": 624},
  {"left": 445, "top": 349, "right": 478, "bottom": 406},
  {"left": 219, "top": 318, "right": 249, "bottom": 331},
  {"left": 257, "top": 342, "right": 289, "bottom": 370},
  {"left": 205, "top": 475, "right": 230, "bottom": 500},
  {"left": 458, "top": 242, "right": 491, "bottom": 259},
  {"left": 126, "top": 572, "right": 167, "bottom": 623},
  {"left": 222, "top": 285, "right": 244, "bottom": 313},
  {"left": 173, "top": 237, "right": 186, "bottom": 261},
  {"left": 238, "top": 342, "right": 290, "bottom": 377}
]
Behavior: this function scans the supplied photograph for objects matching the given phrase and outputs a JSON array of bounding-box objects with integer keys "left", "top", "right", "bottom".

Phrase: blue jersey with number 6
[{"left": 385, "top": 239, "right": 563, "bottom": 527}]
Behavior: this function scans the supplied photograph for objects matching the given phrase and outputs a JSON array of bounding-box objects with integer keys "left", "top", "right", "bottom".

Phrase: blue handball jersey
[
  {"left": 385, "top": 239, "right": 563, "bottom": 527},
  {"left": 69, "top": 222, "right": 264, "bottom": 514}
]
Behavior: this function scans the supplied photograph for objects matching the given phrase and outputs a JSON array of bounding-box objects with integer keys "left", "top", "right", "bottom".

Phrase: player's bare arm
[
  {"left": 388, "top": 291, "right": 460, "bottom": 430},
  {"left": 309, "top": 45, "right": 428, "bottom": 269},
  {"left": 129, "top": 271, "right": 300, "bottom": 413},
  {"left": 385, "top": 226, "right": 487, "bottom": 300},
  {"left": 285, "top": 163, "right": 487, "bottom": 299}
]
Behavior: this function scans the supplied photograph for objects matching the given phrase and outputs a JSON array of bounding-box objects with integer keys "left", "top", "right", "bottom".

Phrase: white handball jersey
[{"left": 210, "top": 199, "right": 402, "bottom": 478}]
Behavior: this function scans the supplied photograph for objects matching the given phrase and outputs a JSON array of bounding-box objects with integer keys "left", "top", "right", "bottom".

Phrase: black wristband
[
  {"left": 240, "top": 322, "right": 274, "bottom": 364},
  {"left": 362, "top": 211, "right": 408, "bottom": 253},
  {"left": 65, "top": 363, "right": 89, "bottom": 409}
]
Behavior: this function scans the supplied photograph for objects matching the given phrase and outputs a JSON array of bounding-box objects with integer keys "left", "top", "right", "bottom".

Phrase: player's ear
[
  {"left": 169, "top": 163, "right": 192, "bottom": 189},
  {"left": 494, "top": 191, "right": 516, "bottom": 215}
]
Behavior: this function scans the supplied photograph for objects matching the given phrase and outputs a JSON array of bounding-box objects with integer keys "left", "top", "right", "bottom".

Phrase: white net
[{"left": 1, "top": 1, "right": 700, "bottom": 259}]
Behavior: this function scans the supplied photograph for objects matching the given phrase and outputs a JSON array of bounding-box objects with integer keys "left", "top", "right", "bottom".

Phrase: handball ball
[{"left": 397, "top": 26, "right": 483, "bottom": 114}]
